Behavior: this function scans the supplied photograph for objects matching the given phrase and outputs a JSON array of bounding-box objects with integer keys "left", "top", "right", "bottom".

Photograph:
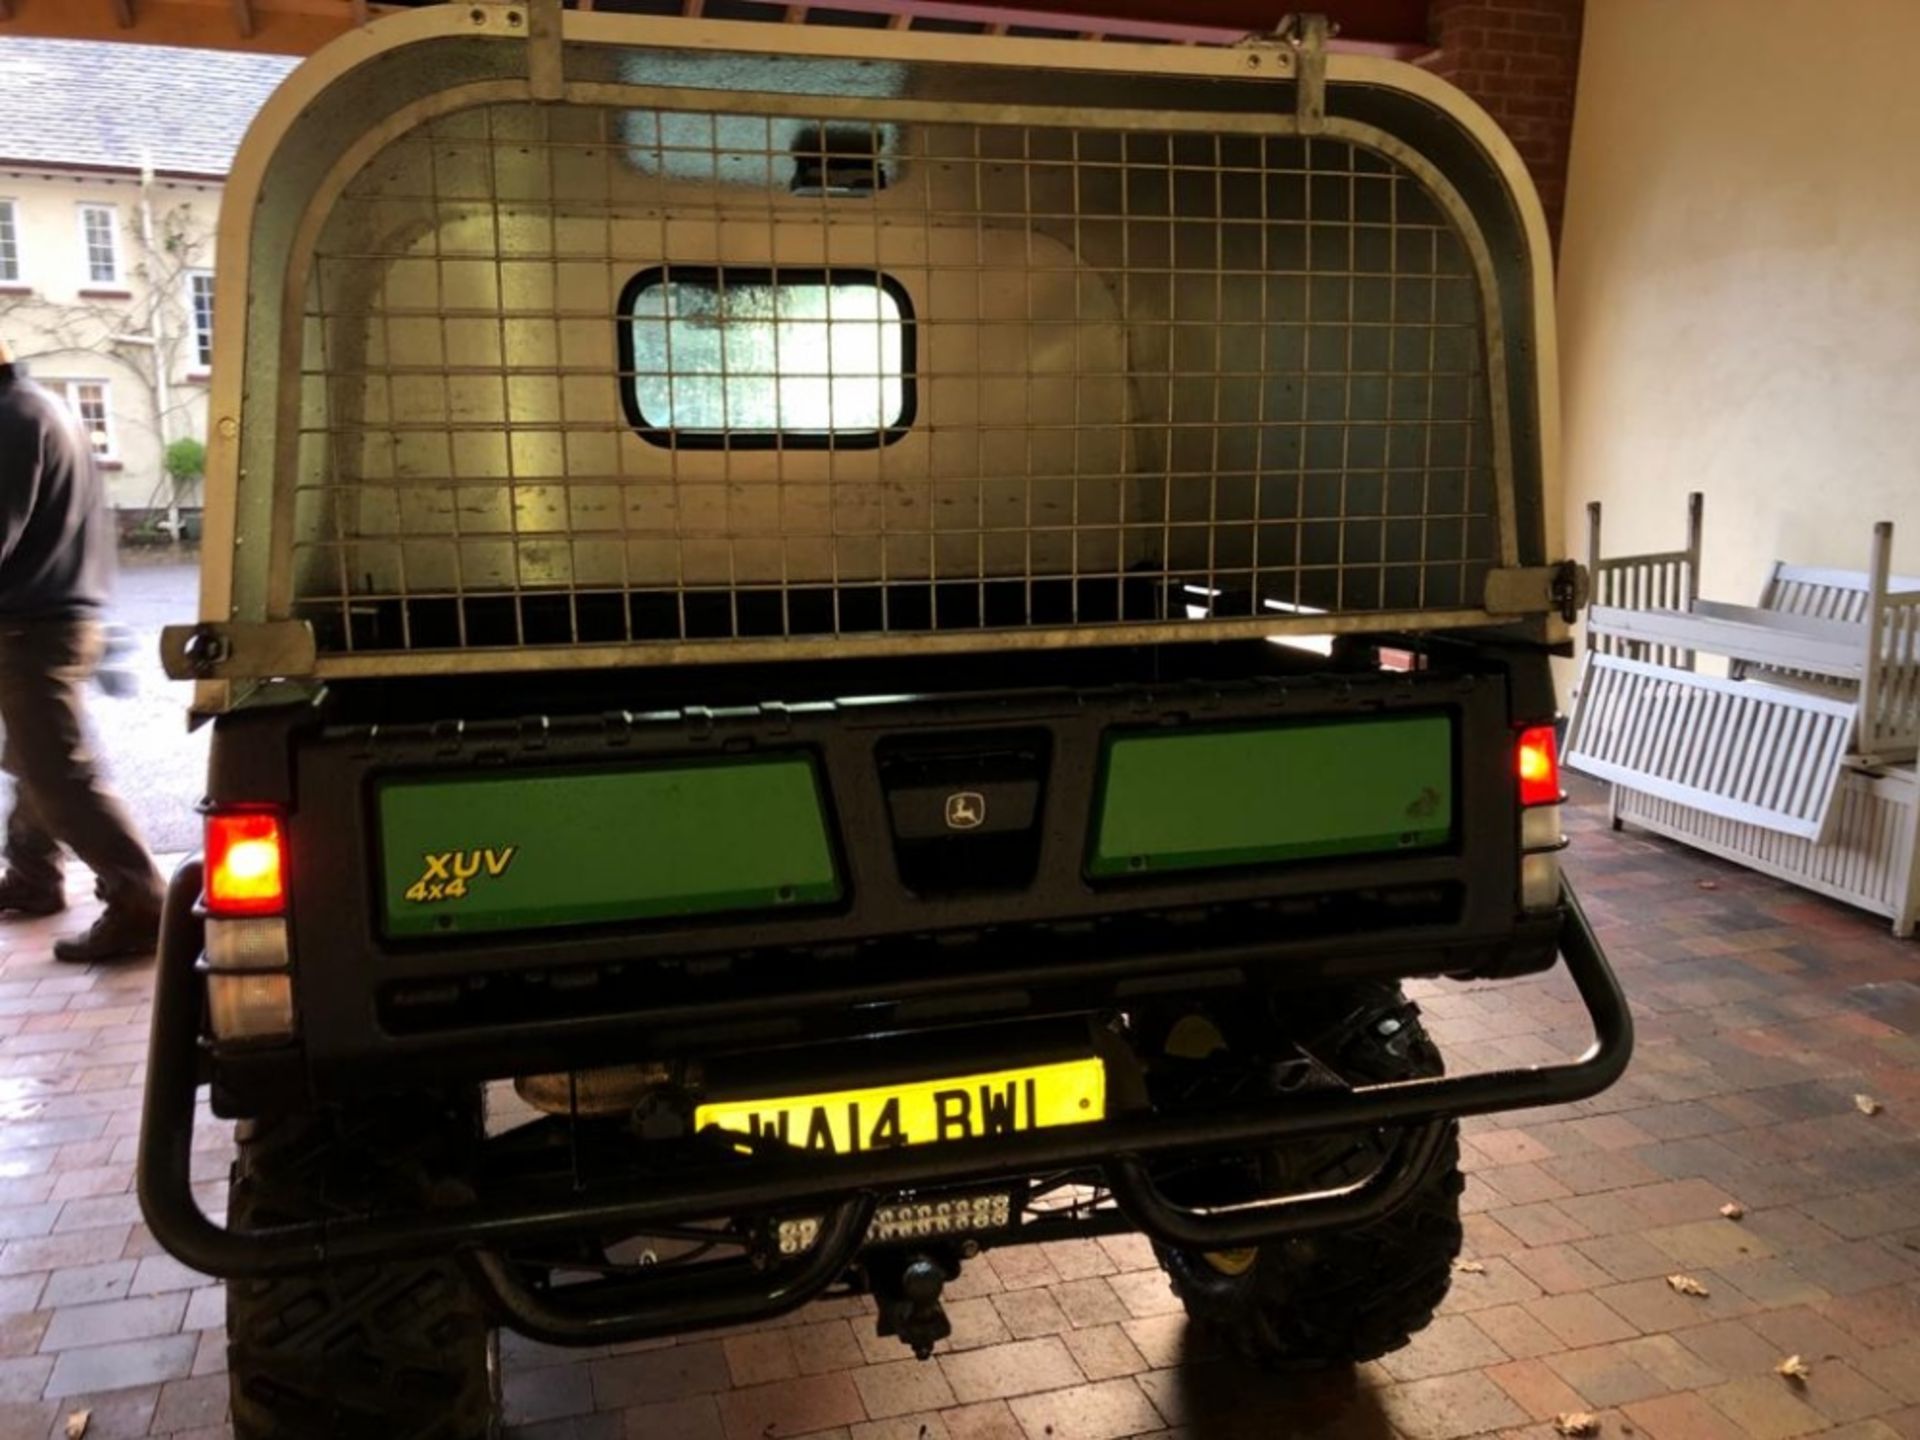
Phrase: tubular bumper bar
[{"left": 140, "top": 861, "right": 1630, "bottom": 1303}]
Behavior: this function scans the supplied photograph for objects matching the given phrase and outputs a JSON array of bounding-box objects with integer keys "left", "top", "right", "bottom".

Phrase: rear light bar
[
  {"left": 1515, "top": 725, "right": 1566, "bottom": 914},
  {"left": 203, "top": 810, "right": 294, "bottom": 1041}
]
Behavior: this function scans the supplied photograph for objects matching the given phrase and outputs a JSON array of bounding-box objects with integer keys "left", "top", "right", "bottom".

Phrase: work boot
[
  {"left": 0, "top": 873, "right": 65, "bottom": 918},
  {"left": 54, "top": 905, "right": 160, "bottom": 964}
]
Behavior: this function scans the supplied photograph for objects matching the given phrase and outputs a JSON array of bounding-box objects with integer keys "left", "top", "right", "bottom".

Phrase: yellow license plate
[{"left": 694, "top": 1057, "right": 1107, "bottom": 1155}]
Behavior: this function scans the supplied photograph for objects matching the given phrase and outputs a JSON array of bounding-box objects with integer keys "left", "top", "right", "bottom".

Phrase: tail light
[
  {"left": 1515, "top": 725, "right": 1566, "bottom": 912},
  {"left": 202, "top": 809, "right": 294, "bottom": 1041},
  {"left": 206, "top": 811, "right": 286, "bottom": 917}
]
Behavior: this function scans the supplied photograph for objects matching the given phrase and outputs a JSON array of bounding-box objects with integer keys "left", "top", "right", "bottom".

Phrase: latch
[
  {"left": 879, "top": 729, "right": 1051, "bottom": 895},
  {"left": 160, "top": 621, "right": 319, "bottom": 682},
  {"left": 1483, "top": 561, "right": 1591, "bottom": 625}
]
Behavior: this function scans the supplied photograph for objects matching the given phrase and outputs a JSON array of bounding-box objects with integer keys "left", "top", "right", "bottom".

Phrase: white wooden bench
[{"left": 1567, "top": 495, "right": 1920, "bottom": 936}]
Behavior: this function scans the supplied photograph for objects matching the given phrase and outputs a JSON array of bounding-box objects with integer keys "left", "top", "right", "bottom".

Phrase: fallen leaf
[
  {"left": 1776, "top": 1354, "right": 1811, "bottom": 1383},
  {"left": 1855, "top": 1094, "right": 1884, "bottom": 1117},
  {"left": 1554, "top": 1414, "right": 1600, "bottom": 1437},
  {"left": 1666, "top": 1273, "right": 1710, "bottom": 1297},
  {"left": 64, "top": 1413, "right": 89, "bottom": 1440},
  {"left": 1720, "top": 1202, "right": 1746, "bottom": 1221},
  {"left": 1453, "top": 1259, "right": 1486, "bottom": 1274}
]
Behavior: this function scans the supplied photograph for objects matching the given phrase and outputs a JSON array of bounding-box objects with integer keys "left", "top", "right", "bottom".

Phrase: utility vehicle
[{"left": 137, "top": 6, "right": 1630, "bottom": 1435}]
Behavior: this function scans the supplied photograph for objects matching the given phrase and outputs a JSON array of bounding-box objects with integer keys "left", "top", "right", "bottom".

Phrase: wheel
[
  {"left": 225, "top": 1098, "right": 497, "bottom": 1440},
  {"left": 1150, "top": 983, "right": 1464, "bottom": 1369}
]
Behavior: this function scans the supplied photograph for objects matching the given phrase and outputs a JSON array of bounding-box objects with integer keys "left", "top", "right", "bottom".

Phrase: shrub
[{"left": 164, "top": 436, "right": 206, "bottom": 487}]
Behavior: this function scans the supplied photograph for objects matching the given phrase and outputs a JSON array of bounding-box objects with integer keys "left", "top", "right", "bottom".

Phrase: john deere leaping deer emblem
[{"left": 945, "top": 792, "right": 986, "bottom": 831}]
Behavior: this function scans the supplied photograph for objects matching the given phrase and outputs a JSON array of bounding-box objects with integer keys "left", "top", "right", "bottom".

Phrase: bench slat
[
  {"left": 1567, "top": 655, "right": 1856, "bottom": 840},
  {"left": 1586, "top": 605, "right": 1865, "bottom": 682}
]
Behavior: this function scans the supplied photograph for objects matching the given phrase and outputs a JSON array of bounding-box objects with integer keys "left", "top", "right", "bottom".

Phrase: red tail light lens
[
  {"left": 206, "top": 811, "right": 286, "bottom": 917},
  {"left": 1516, "top": 726, "right": 1561, "bottom": 808}
]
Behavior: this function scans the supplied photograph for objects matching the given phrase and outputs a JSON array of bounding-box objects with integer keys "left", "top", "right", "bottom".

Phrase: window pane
[
  {"left": 0, "top": 202, "right": 17, "bottom": 284},
  {"left": 81, "top": 207, "right": 116, "bottom": 284},
  {"left": 69, "top": 383, "right": 110, "bottom": 458},
  {"left": 191, "top": 272, "right": 216, "bottom": 367},
  {"left": 624, "top": 270, "right": 909, "bottom": 443}
]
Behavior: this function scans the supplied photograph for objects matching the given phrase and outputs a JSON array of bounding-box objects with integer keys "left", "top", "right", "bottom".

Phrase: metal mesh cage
[{"left": 290, "top": 97, "right": 1500, "bottom": 657}]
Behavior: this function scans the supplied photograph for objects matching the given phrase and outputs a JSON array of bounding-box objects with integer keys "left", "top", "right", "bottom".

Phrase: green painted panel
[
  {"left": 378, "top": 756, "right": 840, "bottom": 937},
  {"left": 1089, "top": 715, "right": 1453, "bottom": 877}
]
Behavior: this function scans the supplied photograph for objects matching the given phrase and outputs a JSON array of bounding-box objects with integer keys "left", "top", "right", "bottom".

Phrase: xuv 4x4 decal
[{"left": 404, "top": 847, "right": 518, "bottom": 905}]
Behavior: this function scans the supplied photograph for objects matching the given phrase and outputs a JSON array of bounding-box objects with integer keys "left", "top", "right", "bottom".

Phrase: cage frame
[{"left": 184, "top": 3, "right": 1568, "bottom": 712}]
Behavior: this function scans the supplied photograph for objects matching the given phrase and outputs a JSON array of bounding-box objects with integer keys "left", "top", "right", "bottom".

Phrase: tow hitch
[{"left": 872, "top": 1252, "right": 959, "bottom": 1359}]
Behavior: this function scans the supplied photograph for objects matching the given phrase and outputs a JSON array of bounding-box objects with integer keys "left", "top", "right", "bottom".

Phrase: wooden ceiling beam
[
  {"left": 951, "top": 0, "right": 1433, "bottom": 46},
  {"left": 0, "top": 0, "right": 1434, "bottom": 59},
  {"left": 0, "top": 0, "right": 379, "bottom": 53}
]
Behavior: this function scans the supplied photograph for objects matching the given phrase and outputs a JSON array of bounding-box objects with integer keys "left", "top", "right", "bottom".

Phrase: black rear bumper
[{"left": 140, "top": 858, "right": 1631, "bottom": 1336}]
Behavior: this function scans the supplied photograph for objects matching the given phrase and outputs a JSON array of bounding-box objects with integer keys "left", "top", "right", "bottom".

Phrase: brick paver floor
[{"left": 3, "top": 781, "right": 1920, "bottom": 1439}]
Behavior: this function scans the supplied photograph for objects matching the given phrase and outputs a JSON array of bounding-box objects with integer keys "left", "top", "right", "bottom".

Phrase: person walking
[{"left": 0, "top": 338, "right": 163, "bottom": 961}]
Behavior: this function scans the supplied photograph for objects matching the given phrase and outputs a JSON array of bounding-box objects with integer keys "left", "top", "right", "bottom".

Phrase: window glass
[
  {"left": 621, "top": 268, "right": 911, "bottom": 446},
  {"left": 62, "top": 382, "right": 112, "bottom": 460},
  {"left": 79, "top": 206, "right": 117, "bottom": 285},
  {"left": 189, "top": 270, "right": 216, "bottom": 368},
  {"left": 0, "top": 201, "right": 18, "bottom": 284}
]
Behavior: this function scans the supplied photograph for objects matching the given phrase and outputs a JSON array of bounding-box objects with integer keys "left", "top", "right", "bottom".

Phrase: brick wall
[{"left": 1418, "top": 0, "right": 1585, "bottom": 244}]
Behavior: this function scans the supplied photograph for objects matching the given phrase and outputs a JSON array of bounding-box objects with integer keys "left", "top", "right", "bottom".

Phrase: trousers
[{"left": 0, "top": 619, "right": 162, "bottom": 911}]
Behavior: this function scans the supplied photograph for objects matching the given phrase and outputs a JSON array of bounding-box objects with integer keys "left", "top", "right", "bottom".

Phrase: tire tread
[
  {"left": 1155, "top": 985, "right": 1466, "bottom": 1368},
  {"left": 226, "top": 1104, "right": 494, "bottom": 1440}
]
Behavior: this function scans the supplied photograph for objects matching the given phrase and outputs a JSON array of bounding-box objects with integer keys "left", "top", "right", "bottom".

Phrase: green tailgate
[
  {"left": 378, "top": 756, "right": 840, "bottom": 937},
  {"left": 1089, "top": 714, "right": 1454, "bottom": 878}
]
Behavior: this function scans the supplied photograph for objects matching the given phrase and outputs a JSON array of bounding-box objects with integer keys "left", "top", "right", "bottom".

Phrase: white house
[{"left": 0, "top": 37, "right": 294, "bottom": 529}]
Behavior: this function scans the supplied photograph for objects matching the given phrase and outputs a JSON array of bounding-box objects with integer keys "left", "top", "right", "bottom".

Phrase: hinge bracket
[
  {"left": 461, "top": 0, "right": 563, "bottom": 98},
  {"left": 1484, "top": 561, "right": 1591, "bottom": 624},
  {"left": 161, "top": 621, "right": 318, "bottom": 681},
  {"left": 1275, "top": 14, "right": 1332, "bottom": 134},
  {"left": 527, "top": 0, "right": 564, "bottom": 101}
]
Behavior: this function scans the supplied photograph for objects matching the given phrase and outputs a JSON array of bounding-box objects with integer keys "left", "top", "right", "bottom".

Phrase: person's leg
[
  {"left": 0, "top": 771, "right": 66, "bottom": 910},
  {"left": 0, "top": 622, "right": 162, "bottom": 957},
  {"left": 0, "top": 634, "right": 69, "bottom": 913}
]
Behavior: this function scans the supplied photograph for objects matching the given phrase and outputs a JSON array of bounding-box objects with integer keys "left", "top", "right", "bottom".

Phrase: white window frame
[
  {"left": 0, "top": 199, "right": 20, "bottom": 284},
  {"left": 186, "top": 268, "right": 216, "bottom": 371},
  {"left": 57, "top": 379, "right": 116, "bottom": 463},
  {"left": 77, "top": 204, "right": 119, "bottom": 286}
]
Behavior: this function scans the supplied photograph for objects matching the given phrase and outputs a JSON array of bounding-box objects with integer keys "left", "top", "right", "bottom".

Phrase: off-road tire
[
  {"left": 225, "top": 1098, "right": 496, "bottom": 1440},
  {"left": 1153, "top": 984, "right": 1464, "bottom": 1368}
]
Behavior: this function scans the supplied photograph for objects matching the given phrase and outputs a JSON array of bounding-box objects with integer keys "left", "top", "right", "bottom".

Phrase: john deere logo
[{"left": 945, "top": 792, "right": 987, "bottom": 831}]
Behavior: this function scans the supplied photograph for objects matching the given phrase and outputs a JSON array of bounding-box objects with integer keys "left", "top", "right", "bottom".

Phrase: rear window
[{"left": 618, "top": 267, "right": 913, "bottom": 447}]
